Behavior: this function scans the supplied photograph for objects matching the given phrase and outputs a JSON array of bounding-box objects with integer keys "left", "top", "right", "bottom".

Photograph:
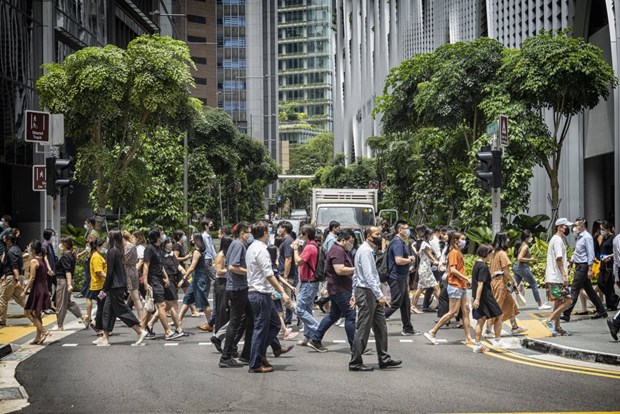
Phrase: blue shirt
[
  {"left": 352, "top": 242, "right": 384, "bottom": 300},
  {"left": 387, "top": 236, "right": 410, "bottom": 282},
  {"left": 323, "top": 232, "right": 336, "bottom": 254},
  {"left": 572, "top": 231, "right": 594, "bottom": 265},
  {"left": 202, "top": 231, "right": 217, "bottom": 261},
  {"left": 226, "top": 239, "right": 247, "bottom": 291}
]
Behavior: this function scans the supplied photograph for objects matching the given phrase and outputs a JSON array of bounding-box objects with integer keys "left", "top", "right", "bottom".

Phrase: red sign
[
  {"left": 33, "top": 165, "right": 46, "bottom": 191},
  {"left": 25, "top": 110, "right": 50, "bottom": 143}
]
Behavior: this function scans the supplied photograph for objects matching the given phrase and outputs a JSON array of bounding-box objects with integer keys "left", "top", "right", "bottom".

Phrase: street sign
[
  {"left": 486, "top": 120, "right": 498, "bottom": 136},
  {"left": 33, "top": 165, "right": 46, "bottom": 191},
  {"left": 25, "top": 110, "right": 50, "bottom": 143},
  {"left": 499, "top": 115, "right": 508, "bottom": 146}
]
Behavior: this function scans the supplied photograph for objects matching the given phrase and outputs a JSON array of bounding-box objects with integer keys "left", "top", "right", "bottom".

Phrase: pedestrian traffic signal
[
  {"left": 45, "top": 157, "right": 73, "bottom": 197},
  {"left": 475, "top": 146, "right": 502, "bottom": 191}
]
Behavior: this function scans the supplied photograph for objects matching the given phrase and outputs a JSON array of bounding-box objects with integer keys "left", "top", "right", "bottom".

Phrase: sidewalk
[{"left": 507, "top": 288, "right": 620, "bottom": 365}]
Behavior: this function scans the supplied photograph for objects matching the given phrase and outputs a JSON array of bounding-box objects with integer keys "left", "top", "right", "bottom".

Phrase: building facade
[
  {"left": 0, "top": 0, "right": 162, "bottom": 243},
  {"left": 333, "top": 0, "right": 620, "bottom": 230}
]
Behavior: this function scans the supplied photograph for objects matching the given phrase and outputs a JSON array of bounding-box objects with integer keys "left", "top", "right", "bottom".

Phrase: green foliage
[
  {"left": 61, "top": 224, "right": 87, "bottom": 249},
  {"left": 465, "top": 227, "right": 494, "bottom": 245},
  {"left": 506, "top": 214, "right": 551, "bottom": 239},
  {"left": 36, "top": 35, "right": 199, "bottom": 213},
  {"left": 288, "top": 132, "right": 334, "bottom": 173}
]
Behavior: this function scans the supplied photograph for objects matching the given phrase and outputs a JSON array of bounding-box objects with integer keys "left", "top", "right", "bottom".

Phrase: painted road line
[
  {"left": 62, "top": 344, "right": 78, "bottom": 347},
  {"left": 198, "top": 342, "right": 211, "bottom": 346},
  {"left": 0, "top": 315, "right": 57, "bottom": 344},
  {"left": 399, "top": 339, "right": 414, "bottom": 343},
  {"left": 368, "top": 340, "right": 376, "bottom": 343},
  {"left": 164, "top": 343, "right": 179, "bottom": 346},
  {"left": 485, "top": 344, "right": 620, "bottom": 375},
  {"left": 332, "top": 340, "right": 346, "bottom": 343}
]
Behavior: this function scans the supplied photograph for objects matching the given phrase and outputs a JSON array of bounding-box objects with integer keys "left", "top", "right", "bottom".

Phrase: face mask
[
  {"left": 101, "top": 247, "right": 108, "bottom": 255},
  {"left": 84, "top": 224, "right": 89, "bottom": 231},
  {"left": 190, "top": 240, "right": 195, "bottom": 246},
  {"left": 181, "top": 235, "right": 187, "bottom": 243},
  {"left": 247, "top": 235, "right": 255, "bottom": 244},
  {"left": 527, "top": 238, "right": 534, "bottom": 244},
  {"left": 371, "top": 236, "right": 382, "bottom": 247},
  {"left": 344, "top": 241, "right": 353, "bottom": 251},
  {"left": 600, "top": 230, "right": 609, "bottom": 237},
  {"left": 572, "top": 226, "right": 580, "bottom": 235},
  {"left": 404, "top": 229, "right": 411, "bottom": 238},
  {"left": 51, "top": 236, "right": 57, "bottom": 247},
  {"left": 563, "top": 227, "right": 570, "bottom": 236},
  {"left": 162, "top": 234, "right": 168, "bottom": 242},
  {"left": 459, "top": 239, "right": 466, "bottom": 249}
]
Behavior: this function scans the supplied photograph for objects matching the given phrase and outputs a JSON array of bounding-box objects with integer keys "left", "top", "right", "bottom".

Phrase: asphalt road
[{"left": 12, "top": 311, "right": 620, "bottom": 414}]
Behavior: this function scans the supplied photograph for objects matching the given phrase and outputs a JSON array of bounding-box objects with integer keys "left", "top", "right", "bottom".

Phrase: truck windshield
[{"left": 316, "top": 207, "right": 375, "bottom": 226}]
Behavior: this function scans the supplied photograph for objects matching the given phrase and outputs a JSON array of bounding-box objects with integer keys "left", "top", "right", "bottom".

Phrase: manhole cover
[{"left": 0, "top": 387, "right": 24, "bottom": 400}]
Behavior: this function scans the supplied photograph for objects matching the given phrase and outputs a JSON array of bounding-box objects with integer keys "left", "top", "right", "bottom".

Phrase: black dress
[
  {"left": 471, "top": 261, "right": 503, "bottom": 319},
  {"left": 25, "top": 258, "right": 52, "bottom": 311}
]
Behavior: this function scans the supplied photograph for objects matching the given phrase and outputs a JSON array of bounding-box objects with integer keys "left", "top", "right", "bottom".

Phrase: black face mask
[
  {"left": 190, "top": 240, "right": 195, "bottom": 246},
  {"left": 563, "top": 227, "right": 570, "bottom": 236},
  {"left": 371, "top": 236, "right": 382, "bottom": 247}
]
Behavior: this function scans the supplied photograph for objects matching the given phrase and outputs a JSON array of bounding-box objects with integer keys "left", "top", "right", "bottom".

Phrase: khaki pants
[
  {"left": 55, "top": 278, "right": 82, "bottom": 327},
  {"left": 0, "top": 276, "right": 26, "bottom": 323}
]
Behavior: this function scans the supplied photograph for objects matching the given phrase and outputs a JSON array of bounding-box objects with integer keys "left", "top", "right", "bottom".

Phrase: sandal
[
  {"left": 453, "top": 323, "right": 464, "bottom": 329},
  {"left": 411, "top": 307, "right": 423, "bottom": 314},
  {"left": 38, "top": 331, "right": 51, "bottom": 345},
  {"left": 29, "top": 338, "right": 40, "bottom": 345}
]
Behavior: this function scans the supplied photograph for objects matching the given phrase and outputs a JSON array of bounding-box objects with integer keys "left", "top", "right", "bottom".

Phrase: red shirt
[{"left": 299, "top": 240, "right": 319, "bottom": 282}]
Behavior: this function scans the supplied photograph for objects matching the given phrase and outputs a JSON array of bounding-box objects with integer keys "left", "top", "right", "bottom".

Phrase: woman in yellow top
[
  {"left": 488, "top": 232, "right": 527, "bottom": 336},
  {"left": 88, "top": 239, "right": 107, "bottom": 334},
  {"left": 424, "top": 232, "right": 473, "bottom": 345}
]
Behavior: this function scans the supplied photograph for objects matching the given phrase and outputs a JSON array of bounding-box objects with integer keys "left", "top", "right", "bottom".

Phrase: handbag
[{"left": 143, "top": 290, "right": 155, "bottom": 313}]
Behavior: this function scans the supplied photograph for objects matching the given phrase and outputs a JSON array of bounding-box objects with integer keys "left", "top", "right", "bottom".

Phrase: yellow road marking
[
  {"left": 0, "top": 315, "right": 57, "bottom": 344},
  {"left": 505, "top": 319, "right": 553, "bottom": 338}
]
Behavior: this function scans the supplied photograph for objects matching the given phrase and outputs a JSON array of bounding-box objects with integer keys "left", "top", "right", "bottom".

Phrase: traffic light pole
[{"left": 491, "top": 135, "right": 501, "bottom": 237}]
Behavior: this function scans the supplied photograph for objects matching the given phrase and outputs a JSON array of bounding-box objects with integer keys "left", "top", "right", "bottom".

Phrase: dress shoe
[
  {"left": 379, "top": 359, "right": 403, "bottom": 369},
  {"left": 607, "top": 318, "right": 618, "bottom": 341},
  {"left": 591, "top": 312, "right": 608, "bottom": 320},
  {"left": 349, "top": 364, "right": 374, "bottom": 372},
  {"left": 273, "top": 344, "right": 294, "bottom": 357},
  {"left": 210, "top": 336, "right": 223, "bottom": 353},
  {"left": 560, "top": 315, "right": 570, "bottom": 322},
  {"left": 197, "top": 324, "right": 213, "bottom": 332},
  {"left": 248, "top": 366, "right": 273, "bottom": 373}
]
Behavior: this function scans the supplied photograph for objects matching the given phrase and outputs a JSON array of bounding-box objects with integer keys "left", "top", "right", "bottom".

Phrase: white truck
[{"left": 311, "top": 188, "right": 397, "bottom": 230}]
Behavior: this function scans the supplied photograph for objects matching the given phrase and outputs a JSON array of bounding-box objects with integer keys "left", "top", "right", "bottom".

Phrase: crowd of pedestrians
[{"left": 1, "top": 211, "right": 620, "bottom": 371}]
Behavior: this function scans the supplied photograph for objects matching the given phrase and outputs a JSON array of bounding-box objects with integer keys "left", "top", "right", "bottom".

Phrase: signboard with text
[
  {"left": 25, "top": 110, "right": 50, "bottom": 143},
  {"left": 499, "top": 115, "right": 508, "bottom": 146},
  {"left": 33, "top": 165, "right": 46, "bottom": 191}
]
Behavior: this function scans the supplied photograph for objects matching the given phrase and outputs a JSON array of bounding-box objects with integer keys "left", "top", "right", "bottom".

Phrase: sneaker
[
  {"left": 96, "top": 339, "right": 110, "bottom": 347},
  {"left": 177, "top": 330, "right": 190, "bottom": 337},
  {"left": 489, "top": 338, "right": 503, "bottom": 348},
  {"left": 544, "top": 320, "right": 560, "bottom": 336},
  {"left": 424, "top": 332, "right": 438, "bottom": 345},
  {"left": 92, "top": 337, "right": 103, "bottom": 345},
  {"left": 472, "top": 343, "right": 487, "bottom": 353},
  {"left": 511, "top": 326, "right": 527, "bottom": 335},
  {"left": 81, "top": 316, "right": 89, "bottom": 329},
  {"left": 538, "top": 303, "right": 552, "bottom": 310},
  {"left": 145, "top": 332, "right": 157, "bottom": 340},
  {"left": 307, "top": 340, "right": 328, "bottom": 353},
  {"left": 134, "top": 330, "right": 148, "bottom": 346},
  {"left": 482, "top": 329, "right": 493, "bottom": 339},
  {"left": 165, "top": 331, "right": 183, "bottom": 341},
  {"left": 218, "top": 358, "right": 243, "bottom": 368},
  {"left": 401, "top": 330, "right": 414, "bottom": 336},
  {"left": 335, "top": 318, "right": 344, "bottom": 327}
]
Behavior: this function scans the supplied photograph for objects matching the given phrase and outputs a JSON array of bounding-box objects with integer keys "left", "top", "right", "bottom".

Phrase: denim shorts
[{"left": 447, "top": 284, "right": 467, "bottom": 299}]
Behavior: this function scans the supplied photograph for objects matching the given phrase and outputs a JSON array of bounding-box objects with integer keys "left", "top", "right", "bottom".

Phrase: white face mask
[
  {"left": 527, "top": 238, "right": 534, "bottom": 244},
  {"left": 459, "top": 239, "right": 466, "bottom": 249},
  {"left": 600, "top": 230, "right": 609, "bottom": 237},
  {"left": 181, "top": 235, "right": 187, "bottom": 243},
  {"left": 84, "top": 224, "right": 89, "bottom": 231}
]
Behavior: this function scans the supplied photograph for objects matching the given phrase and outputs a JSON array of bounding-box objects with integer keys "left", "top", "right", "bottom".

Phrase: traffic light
[
  {"left": 46, "top": 157, "right": 73, "bottom": 197},
  {"left": 475, "top": 146, "right": 502, "bottom": 191}
]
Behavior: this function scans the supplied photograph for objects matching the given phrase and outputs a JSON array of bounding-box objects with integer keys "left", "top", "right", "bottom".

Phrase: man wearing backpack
[
  {"left": 292, "top": 225, "right": 320, "bottom": 345},
  {"left": 384, "top": 221, "right": 417, "bottom": 336}
]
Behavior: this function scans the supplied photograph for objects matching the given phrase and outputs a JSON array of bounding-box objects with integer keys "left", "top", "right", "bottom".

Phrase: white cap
[{"left": 555, "top": 218, "right": 573, "bottom": 227}]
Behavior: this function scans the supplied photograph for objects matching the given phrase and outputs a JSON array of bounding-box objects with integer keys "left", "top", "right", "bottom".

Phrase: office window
[
  {"left": 192, "top": 56, "right": 207, "bottom": 65},
  {"left": 194, "top": 77, "right": 207, "bottom": 85},
  {"left": 188, "top": 15, "right": 206, "bottom": 24},
  {"left": 188, "top": 35, "right": 206, "bottom": 43}
]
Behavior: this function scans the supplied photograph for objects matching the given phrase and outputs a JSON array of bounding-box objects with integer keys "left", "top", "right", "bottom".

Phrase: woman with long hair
[
  {"left": 178, "top": 233, "right": 212, "bottom": 329},
  {"left": 94, "top": 230, "right": 148, "bottom": 346},
  {"left": 21, "top": 240, "right": 52, "bottom": 344},
  {"left": 121, "top": 230, "right": 142, "bottom": 320},
  {"left": 411, "top": 226, "right": 440, "bottom": 314},
  {"left": 424, "top": 232, "right": 473, "bottom": 345},
  {"left": 513, "top": 230, "right": 550, "bottom": 310},
  {"left": 487, "top": 232, "right": 527, "bottom": 336},
  {"left": 54, "top": 237, "right": 88, "bottom": 330}
]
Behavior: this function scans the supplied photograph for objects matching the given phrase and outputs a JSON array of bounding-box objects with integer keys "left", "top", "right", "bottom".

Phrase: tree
[
  {"left": 37, "top": 35, "right": 201, "bottom": 213},
  {"left": 500, "top": 30, "right": 617, "bottom": 215}
]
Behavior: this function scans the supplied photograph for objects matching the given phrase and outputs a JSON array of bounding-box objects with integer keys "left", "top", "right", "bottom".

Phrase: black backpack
[
  {"left": 376, "top": 242, "right": 393, "bottom": 283},
  {"left": 312, "top": 247, "right": 327, "bottom": 283}
]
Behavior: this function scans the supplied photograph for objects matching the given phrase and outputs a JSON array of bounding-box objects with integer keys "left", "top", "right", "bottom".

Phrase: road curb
[
  {"left": 521, "top": 338, "right": 620, "bottom": 366},
  {"left": 0, "top": 343, "right": 14, "bottom": 359}
]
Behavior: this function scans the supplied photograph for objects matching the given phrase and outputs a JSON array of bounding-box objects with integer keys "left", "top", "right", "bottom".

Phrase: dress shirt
[
  {"left": 571, "top": 231, "right": 594, "bottom": 265},
  {"left": 202, "top": 231, "right": 217, "bottom": 261},
  {"left": 352, "top": 242, "right": 384, "bottom": 300},
  {"left": 245, "top": 239, "right": 275, "bottom": 294}
]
